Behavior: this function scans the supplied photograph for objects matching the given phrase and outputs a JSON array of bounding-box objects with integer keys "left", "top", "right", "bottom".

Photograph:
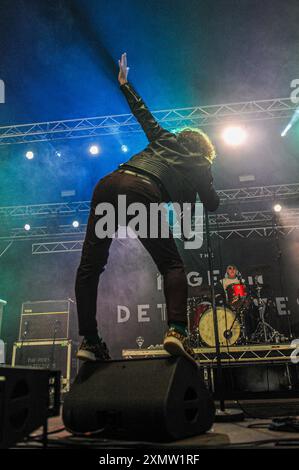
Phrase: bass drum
[{"left": 198, "top": 306, "right": 241, "bottom": 347}]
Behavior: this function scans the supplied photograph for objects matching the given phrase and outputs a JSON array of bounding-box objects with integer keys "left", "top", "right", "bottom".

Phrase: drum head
[{"left": 198, "top": 307, "right": 241, "bottom": 347}]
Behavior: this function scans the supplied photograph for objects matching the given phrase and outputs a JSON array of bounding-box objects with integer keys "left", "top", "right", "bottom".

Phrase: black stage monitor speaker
[
  {"left": 0, "top": 366, "right": 60, "bottom": 449},
  {"left": 63, "top": 357, "right": 215, "bottom": 442}
]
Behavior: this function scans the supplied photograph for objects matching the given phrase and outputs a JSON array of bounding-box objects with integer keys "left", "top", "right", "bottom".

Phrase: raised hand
[{"left": 118, "top": 52, "right": 129, "bottom": 85}]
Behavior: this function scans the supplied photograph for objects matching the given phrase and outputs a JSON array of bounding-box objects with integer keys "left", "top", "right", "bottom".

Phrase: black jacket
[{"left": 120, "top": 82, "right": 219, "bottom": 211}]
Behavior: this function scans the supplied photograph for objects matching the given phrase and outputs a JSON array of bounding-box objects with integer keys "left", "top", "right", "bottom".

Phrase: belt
[
  {"left": 117, "top": 167, "right": 169, "bottom": 200},
  {"left": 117, "top": 169, "right": 155, "bottom": 185}
]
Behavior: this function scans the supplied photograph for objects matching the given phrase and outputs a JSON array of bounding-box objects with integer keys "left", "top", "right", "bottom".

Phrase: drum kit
[{"left": 187, "top": 277, "right": 287, "bottom": 348}]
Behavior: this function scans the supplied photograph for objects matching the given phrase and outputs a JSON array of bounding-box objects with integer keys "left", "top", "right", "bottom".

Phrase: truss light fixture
[
  {"left": 273, "top": 204, "right": 282, "bottom": 213},
  {"left": 281, "top": 124, "right": 292, "bottom": 137},
  {"left": 25, "top": 150, "right": 34, "bottom": 160},
  {"left": 89, "top": 144, "right": 100, "bottom": 156},
  {"left": 222, "top": 126, "right": 247, "bottom": 146}
]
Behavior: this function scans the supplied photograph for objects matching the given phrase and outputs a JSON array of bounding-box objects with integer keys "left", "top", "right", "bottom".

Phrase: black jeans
[{"left": 75, "top": 170, "right": 188, "bottom": 337}]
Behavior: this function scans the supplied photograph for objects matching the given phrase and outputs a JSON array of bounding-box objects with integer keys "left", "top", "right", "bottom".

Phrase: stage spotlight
[
  {"left": 72, "top": 220, "right": 80, "bottom": 228},
  {"left": 281, "top": 108, "right": 299, "bottom": 137},
  {"left": 121, "top": 145, "right": 128, "bottom": 153},
  {"left": 222, "top": 126, "right": 247, "bottom": 146},
  {"left": 89, "top": 145, "right": 100, "bottom": 156},
  {"left": 273, "top": 204, "right": 282, "bottom": 213},
  {"left": 281, "top": 124, "right": 291, "bottom": 137},
  {"left": 25, "top": 151, "right": 34, "bottom": 160},
  {"left": 24, "top": 224, "right": 31, "bottom": 231}
]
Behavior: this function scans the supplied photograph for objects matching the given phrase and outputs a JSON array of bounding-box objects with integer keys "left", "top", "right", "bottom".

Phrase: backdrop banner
[{"left": 97, "top": 233, "right": 299, "bottom": 358}]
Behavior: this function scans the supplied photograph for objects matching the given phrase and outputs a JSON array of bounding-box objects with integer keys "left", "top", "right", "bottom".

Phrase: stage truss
[
  {"left": 0, "top": 95, "right": 298, "bottom": 252},
  {"left": 122, "top": 343, "right": 295, "bottom": 364},
  {"left": 28, "top": 225, "right": 299, "bottom": 254},
  {"left": 0, "top": 97, "right": 296, "bottom": 145},
  {"left": 0, "top": 182, "right": 299, "bottom": 220},
  {"left": 2, "top": 208, "right": 298, "bottom": 239},
  {"left": 0, "top": 181, "right": 298, "bottom": 252}
]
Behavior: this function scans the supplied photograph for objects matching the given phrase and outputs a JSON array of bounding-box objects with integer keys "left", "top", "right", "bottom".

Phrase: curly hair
[{"left": 176, "top": 127, "right": 216, "bottom": 164}]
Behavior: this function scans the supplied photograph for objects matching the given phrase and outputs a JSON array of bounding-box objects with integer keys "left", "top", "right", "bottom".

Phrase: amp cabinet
[
  {"left": 19, "top": 300, "right": 73, "bottom": 341},
  {"left": 12, "top": 340, "right": 74, "bottom": 392}
]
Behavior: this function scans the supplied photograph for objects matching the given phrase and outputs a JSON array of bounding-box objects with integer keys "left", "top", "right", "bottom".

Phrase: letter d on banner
[{"left": 117, "top": 306, "right": 130, "bottom": 323}]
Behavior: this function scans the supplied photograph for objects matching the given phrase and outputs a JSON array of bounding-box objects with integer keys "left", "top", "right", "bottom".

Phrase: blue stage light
[
  {"left": 89, "top": 145, "right": 100, "bottom": 155},
  {"left": 25, "top": 151, "right": 34, "bottom": 160}
]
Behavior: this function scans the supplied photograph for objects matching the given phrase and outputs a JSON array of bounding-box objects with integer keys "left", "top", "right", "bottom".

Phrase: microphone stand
[
  {"left": 272, "top": 213, "right": 293, "bottom": 340},
  {"left": 204, "top": 207, "right": 244, "bottom": 422}
]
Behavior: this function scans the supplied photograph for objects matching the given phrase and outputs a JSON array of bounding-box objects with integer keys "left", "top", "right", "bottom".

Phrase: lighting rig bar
[
  {"left": 0, "top": 97, "right": 296, "bottom": 145},
  {"left": 0, "top": 182, "right": 298, "bottom": 220},
  {"left": 216, "top": 183, "right": 299, "bottom": 202},
  {"left": 0, "top": 206, "right": 298, "bottom": 246},
  {"left": 1, "top": 207, "right": 298, "bottom": 241},
  {"left": 30, "top": 224, "right": 299, "bottom": 254}
]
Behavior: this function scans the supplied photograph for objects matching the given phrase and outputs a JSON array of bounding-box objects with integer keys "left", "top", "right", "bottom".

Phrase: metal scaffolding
[
  {"left": 0, "top": 97, "right": 296, "bottom": 145},
  {"left": 0, "top": 201, "right": 91, "bottom": 218},
  {"left": 1, "top": 182, "right": 298, "bottom": 220},
  {"left": 0, "top": 205, "right": 296, "bottom": 252},
  {"left": 0, "top": 181, "right": 298, "bottom": 251},
  {"left": 32, "top": 240, "right": 84, "bottom": 254},
  {"left": 1, "top": 207, "right": 298, "bottom": 240},
  {"left": 30, "top": 224, "right": 299, "bottom": 254},
  {"left": 0, "top": 95, "right": 297, "bottom": 253}
]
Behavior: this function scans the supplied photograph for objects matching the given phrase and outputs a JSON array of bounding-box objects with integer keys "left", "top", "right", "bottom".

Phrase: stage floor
[{"left": 19, "top": 399, "right": 299, "bottom": 449}]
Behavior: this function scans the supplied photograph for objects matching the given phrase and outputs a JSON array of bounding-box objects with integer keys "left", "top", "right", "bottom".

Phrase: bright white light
[
  {"left": 281, "top": 124, "right": 291, "bottom": 137},
  {"left": 24, "top": 224, "right": 31, "bottom": 231},
  {"left": 25, "top": 151, "right": 34, "bottom": 160},
  {"left": 72, "top": 220, "right": 80, "bottom": 228},
  {"left": 121, "top": 145, "right": 128, "bottom": 153},
  {"left": 222, "top": 126, "right": 247, "bottom": 146},
  {"left": 89, "top": 145, "right": 100, "bottom": 155},
  {"left": 55, "top": 151, "right": 62, "bottom": 157},
  {"left": 274, "top": 204, "right": 282, "bottom": 213}
]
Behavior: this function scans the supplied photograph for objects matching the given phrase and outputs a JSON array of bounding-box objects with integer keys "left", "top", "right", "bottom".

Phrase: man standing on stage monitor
[{"left": 75, "top": 53, "right": 219, "bottom": 363}]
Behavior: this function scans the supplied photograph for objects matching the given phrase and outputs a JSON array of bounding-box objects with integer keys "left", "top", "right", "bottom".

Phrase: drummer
[{"left": 216, "top": 264, "right": 245, "bottom": 305}]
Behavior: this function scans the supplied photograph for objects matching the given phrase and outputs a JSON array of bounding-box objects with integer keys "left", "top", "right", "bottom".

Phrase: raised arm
[{"left": 118, "top": 53, "right": 171, "bottom": 142}]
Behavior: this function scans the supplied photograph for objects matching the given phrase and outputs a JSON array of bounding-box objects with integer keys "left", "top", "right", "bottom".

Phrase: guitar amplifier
[
  {"left": 19, "top": 300, "right": 72, "bottom": 341},
  {"left": 11, "top": 340, "right": 74, "bottom": 392}
]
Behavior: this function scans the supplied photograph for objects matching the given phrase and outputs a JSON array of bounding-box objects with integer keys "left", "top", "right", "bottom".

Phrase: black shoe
[{"left": 77, "top": 337, "right": 111, "bottom": 362}]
